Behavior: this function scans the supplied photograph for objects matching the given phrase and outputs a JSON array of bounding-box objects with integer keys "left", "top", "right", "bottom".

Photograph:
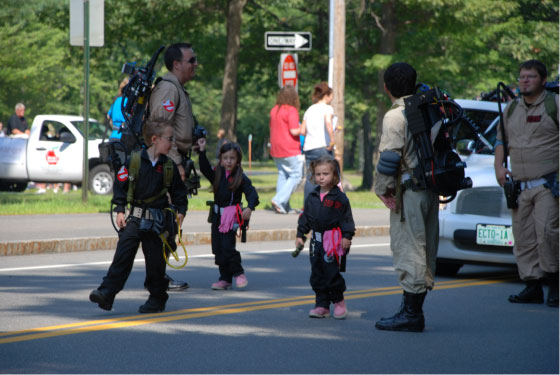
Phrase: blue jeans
[
  {"left": 304, "top": 147, "right": 332, "bottom": 202},
  {"left": 271, "top": 154, "right": 304, "bottom": 213}
]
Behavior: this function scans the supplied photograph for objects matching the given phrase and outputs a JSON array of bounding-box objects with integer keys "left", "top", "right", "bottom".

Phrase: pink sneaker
[
  {"left": 333, "top": 299, "right": 347, "bottom": 319},
  {"left": 211, "top": 280, "right": 232, "bottom": 290},
  {"left": 309, "top": 306, "right": 330, "bottom": 318},
  {"left": 235, "top": 274, "right": 248, "bottom": 288}
]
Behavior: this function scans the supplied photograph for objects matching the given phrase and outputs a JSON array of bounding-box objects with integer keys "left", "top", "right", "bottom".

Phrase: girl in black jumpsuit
[
  {"left": 296, "top": 156, "right": 355, "bottom": 319},
  {"left": 196, "top": 139, "right": 259, "bottom": 290}
]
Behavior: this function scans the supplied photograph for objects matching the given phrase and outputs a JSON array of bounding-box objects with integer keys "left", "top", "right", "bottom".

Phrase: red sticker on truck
[
  {"left": 46, "top": 150, "right": 59, "bottom": 165},
  {"left": 117, "top": 166, "right": 128, "bottom": 182}
]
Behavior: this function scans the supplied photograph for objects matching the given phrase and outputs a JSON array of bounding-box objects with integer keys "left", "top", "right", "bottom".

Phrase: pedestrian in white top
[{"left": 301, "top": 82, "right": 335, "bottom": 201}]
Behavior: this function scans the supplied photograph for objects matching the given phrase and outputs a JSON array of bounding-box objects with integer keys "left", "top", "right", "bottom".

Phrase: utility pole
[
  {"left": 82, "top": 0, "right": 90, "bottom": 204},
  {"left": 330, "top": 0, "right": 346, "bottom": 174}
]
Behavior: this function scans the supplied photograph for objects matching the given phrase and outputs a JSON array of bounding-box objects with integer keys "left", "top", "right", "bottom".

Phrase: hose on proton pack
[{"left": 161, "top": 208, "right": 188, "bottom": 269}]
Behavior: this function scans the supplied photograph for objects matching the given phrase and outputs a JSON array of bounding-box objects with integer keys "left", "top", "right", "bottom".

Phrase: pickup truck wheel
[
  {"left": 89, "top": 165, "right": 113, "bottom": 195},
  {"left": 0, "top": 181, "right": 28, "bottom": 192},
  {"left": 12, "top": 182, "right": 28, "bottom": 192}
]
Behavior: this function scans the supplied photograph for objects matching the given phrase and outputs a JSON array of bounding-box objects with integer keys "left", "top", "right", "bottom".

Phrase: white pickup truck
[{"left": 0, "top": 115, "right": 114, "bottom": 195}]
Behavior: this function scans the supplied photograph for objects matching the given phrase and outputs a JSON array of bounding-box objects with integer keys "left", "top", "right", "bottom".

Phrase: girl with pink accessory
[
  {"left": 296, "top": 156, "right": 355, "bottom": 319},
  {"left": 195, "top": 138, "right": 259, "bottom": 290}
]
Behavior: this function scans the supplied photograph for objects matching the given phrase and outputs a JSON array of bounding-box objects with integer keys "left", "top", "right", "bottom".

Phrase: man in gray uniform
[
  {"left": 374, "top": 63, "right": 439, "bottom": 332},
  {"left": 148, "top": 43, "right": 199, "bottom": 291},
  {"left": 494, "top": 59, "right": 559, "bottom": 307},
  {"left": 149, "top": 42, "right": 197, "bottom": 180}
]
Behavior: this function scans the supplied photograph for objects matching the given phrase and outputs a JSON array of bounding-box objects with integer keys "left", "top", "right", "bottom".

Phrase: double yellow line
[{"left": 0, "top": 275, "right": 514, "bottom": 345}]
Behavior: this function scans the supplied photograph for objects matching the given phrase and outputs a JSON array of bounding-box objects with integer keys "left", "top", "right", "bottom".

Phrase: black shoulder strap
[{"left": 544, "top": 91, "right": 558, "bottom": 128}]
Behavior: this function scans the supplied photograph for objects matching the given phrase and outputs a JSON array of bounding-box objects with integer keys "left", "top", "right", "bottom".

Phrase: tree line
[{"left": 0, "top": 0, "right": 557, "bottom": 189}]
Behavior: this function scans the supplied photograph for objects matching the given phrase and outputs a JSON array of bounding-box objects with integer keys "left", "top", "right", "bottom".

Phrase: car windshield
[{"left": 72, "top": 120, "right": 110, "bottom": 140}]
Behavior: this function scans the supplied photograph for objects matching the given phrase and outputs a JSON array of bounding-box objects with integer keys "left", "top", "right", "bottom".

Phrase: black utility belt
[
  {"left": 402, "top": 179, "right": 424, "bottom": 191},
  {"left": 130, "top": 206, "right": 162, "bottom": 220}
]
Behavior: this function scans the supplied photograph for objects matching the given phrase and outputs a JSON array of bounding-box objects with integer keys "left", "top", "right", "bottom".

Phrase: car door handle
[{"left": 36, "top": 147, "right": 47, "bottom": 151}]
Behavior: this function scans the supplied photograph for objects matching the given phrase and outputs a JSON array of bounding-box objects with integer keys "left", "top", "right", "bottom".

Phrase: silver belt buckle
[
  {"left": 132, "top": 207, "right": 142, "bottom": 218},
  {"left": 213, "top": 204, "right": 225, "bottom": 215},
  {"left": 314, "top": 232, "right": 322, "bottom": 242},
  {"left": 132, "top": 207, "right": 152, "bottom": 220},
  {"left": 401, "top": 173, "right": 411, "bottom": 183}
]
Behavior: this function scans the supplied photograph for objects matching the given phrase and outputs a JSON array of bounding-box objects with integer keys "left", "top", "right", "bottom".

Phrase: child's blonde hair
[
  {"left": 142, "top": 119, "right": 173, "bottom": 147},
  {"left": 309, "top": 156, "right": 341, "bottom": 186}
]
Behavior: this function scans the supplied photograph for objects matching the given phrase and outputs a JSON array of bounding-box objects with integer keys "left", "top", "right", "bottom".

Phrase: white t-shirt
[{"left": 302, "top": 102, "right": 334, "bottom": 151}]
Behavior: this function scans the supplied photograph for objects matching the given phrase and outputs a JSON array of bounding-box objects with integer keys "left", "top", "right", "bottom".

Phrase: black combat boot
[
  {"left": 89, "top": 289, "right": 114, "bottom": 311},
  {"left": 138, "top": 294, "right": 168, "bottom": 313},
  {"left": 375, "top": 291, "right": 427, "bottom": 332},
  {"left": 508, "top": 279, "right": 544, "bottom": 304},
  {"left": 546, "top": 272, "right": 559, "bottom": 307},
  {"left": 165, "top": 274, "right": 189, "bottom": 291}
]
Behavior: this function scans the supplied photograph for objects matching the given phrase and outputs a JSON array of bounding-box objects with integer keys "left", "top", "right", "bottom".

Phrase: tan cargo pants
[
  {"left": 389, "top": 189, "right": 439, "bottom": 293},
  {"left": 512, "top": 184, "right": 559, "bottom": 280}
]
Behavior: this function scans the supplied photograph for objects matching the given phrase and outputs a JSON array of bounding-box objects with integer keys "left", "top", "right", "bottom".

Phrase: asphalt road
[{"left": 0, "top": 236, "right": 558, "bottom": 374}]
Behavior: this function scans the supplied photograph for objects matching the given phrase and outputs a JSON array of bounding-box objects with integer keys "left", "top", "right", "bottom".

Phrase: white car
[{"left": 436, "top": 99, "right": 516, "bottom": 276}]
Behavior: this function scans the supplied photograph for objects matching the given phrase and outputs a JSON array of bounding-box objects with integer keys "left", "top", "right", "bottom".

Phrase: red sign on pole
[{"left": 279, "top": 53, "right": 298, "bottom": 90}]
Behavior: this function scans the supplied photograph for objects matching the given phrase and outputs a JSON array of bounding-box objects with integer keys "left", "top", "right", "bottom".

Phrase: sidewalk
[{"left": 0, "top": 208, "right": 389, "bottom": 256}]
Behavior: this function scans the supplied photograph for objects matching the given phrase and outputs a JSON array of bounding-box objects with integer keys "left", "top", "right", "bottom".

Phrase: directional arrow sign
[{"left": 265, "top": 32, "right": 312, "bottom": 51}]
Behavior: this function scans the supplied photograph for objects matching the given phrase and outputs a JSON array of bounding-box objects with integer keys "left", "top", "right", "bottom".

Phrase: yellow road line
[
  {"left": 0, "top": 277, "right": 494, "bottom": 338},
  {"left": 0, "top": 276, "right": 515, "bottom": 345}
]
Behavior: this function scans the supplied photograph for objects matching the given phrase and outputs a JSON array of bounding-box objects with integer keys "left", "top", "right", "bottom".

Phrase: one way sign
[{"left": 265, "top": 32, "right": 312, "bottom": 51}]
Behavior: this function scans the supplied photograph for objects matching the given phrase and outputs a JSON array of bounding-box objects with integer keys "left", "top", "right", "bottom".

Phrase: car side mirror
[
  {"left": 456, "top": 139, "right": 475, "bottom": 156},
  {"left": 59, "top": 131, "right": 76, "bottom": 143}
]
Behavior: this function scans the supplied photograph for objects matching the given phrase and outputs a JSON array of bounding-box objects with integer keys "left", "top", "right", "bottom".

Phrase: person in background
[
  {"left": 107, "top": 78, "right": 130, "bottom": 140},
  {"left": 301, "top": 82, "right": 335, "bottom": 202},
  {"left": 7, "top": 103, "right": 30, "bottom": 136},
  {"left": 0, "top": 122, "right": 6, "bottom": 137},
  {"left": 269, "top": 85, "right": 304, "bottom": 214},
  {"left": 494, "top": 59, "right": 559, "bottom": 307}
]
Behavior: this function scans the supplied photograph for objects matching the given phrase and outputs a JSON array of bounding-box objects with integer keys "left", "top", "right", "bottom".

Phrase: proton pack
[
  {"left": 403, "top": 86, "right": 473, "bottom": 202},
  {"left": 120, "top": 46, "right": 165, "bottom": 154},
  {"left": 99, "top": 46, "right": 165, "bottom": 173}
]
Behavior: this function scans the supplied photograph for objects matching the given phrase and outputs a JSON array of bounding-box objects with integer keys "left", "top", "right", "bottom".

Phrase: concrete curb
[{"left": 0, "top": 225, "right": 389, "bottom": 256}]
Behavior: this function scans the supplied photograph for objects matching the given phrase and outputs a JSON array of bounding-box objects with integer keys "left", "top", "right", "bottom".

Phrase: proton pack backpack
[{"left": 403, "top": 87, "right": 472, "bottom": 202}]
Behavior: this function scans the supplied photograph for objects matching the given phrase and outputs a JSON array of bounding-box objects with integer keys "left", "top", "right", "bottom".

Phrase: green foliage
[{"left": 0, "top": 0, "right": 557, "bottom": 172}]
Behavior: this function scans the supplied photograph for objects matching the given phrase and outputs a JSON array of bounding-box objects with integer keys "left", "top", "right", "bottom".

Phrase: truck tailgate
[{"left": 0, "top": 138, "right": 28, "bottom": 179}]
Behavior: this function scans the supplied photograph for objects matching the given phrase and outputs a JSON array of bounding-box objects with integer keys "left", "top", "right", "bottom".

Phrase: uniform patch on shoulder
[
  {"left": 117, "top": 166, "right": 128, "bottom": 182},
  {"left": 163, "top": 99, "right": 175, "bottom": 112}
]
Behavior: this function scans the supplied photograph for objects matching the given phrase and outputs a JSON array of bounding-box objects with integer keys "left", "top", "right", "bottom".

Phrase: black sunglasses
[{"left": 181, "top": 56, "right": 197, "bottom": 64}]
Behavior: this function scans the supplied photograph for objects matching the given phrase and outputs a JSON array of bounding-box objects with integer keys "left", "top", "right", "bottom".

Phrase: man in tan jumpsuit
[
  {"left": 149, "top": 42, "right": 197, "bottom": 181},
  {"left": 494, "top": 59, "right": 559, "bottom": 307},
  {"left": 148, "top": 43, "right": 198, "bottom": 291},
  {"left": 374, "top": 63, "right": 439, "bottom": 332}
]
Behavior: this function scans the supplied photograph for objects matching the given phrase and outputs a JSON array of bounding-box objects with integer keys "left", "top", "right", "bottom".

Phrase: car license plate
[{"left": 476, "top": 224, "right": 514, "bottom": 247}]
